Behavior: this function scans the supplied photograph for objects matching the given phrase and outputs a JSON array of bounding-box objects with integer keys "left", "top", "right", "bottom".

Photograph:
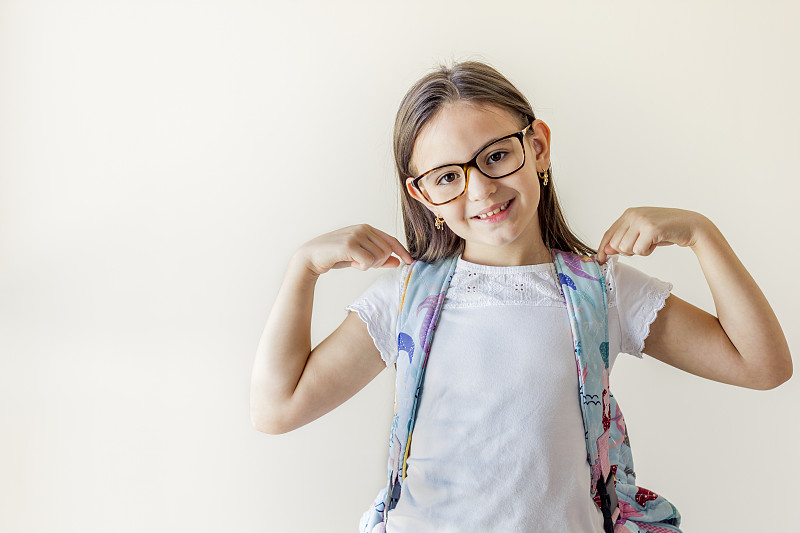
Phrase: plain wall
[{"left": 1, "top": 1, "right": 798, "bottom": 531}]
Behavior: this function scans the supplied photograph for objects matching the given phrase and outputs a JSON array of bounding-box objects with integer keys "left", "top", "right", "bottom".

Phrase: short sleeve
[
  {"left": 608, "top": 255, "right": 674, "bottom": 359},
  {"left": 344, "top": 263, "right": 408, "bottom": 367}
]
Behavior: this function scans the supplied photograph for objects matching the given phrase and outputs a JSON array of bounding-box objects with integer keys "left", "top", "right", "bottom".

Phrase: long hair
[{"left": 393, "top": 60, "right": 597, "bottom": 262}]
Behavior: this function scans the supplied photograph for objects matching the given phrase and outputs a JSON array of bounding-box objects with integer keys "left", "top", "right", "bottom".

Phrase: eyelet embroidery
[
  {"left": 602, "top": 261, "right": 613, "bottom": 292},
  {"left": 444, "top": 258, "right": 617, "bottom": 309}
]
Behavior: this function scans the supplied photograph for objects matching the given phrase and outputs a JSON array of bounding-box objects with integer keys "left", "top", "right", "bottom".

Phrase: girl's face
[{"left": 406, "top": 100, "right": 552, "bottom": 266}]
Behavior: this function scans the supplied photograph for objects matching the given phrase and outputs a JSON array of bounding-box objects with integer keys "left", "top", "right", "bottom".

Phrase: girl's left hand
[{"left": 596, "top": 207, "right": 709, "bottom": 265}]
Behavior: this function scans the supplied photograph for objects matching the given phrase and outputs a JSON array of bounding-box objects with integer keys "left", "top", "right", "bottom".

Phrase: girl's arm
[
  {"left": 597, "top": 208, "right": 792, "bottom": 390},
  {"left": 250, "top": 224, "right": 412, "bottom": 434}
]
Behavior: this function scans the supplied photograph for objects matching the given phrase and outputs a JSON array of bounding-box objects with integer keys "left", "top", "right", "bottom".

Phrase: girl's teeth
[{"left": 477, "top": 200, "right": 510, "bottom": 219}]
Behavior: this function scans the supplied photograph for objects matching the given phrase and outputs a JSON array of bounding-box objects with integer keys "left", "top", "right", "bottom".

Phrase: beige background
[{"left": 1, "top": 1, "right": 798, "bottom": 531}]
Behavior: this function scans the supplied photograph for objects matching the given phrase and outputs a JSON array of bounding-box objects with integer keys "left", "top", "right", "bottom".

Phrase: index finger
[
  {"left": 597, "top": 217, "right": 624, "bottom": 264},
  {"left": 368, "top": 227, "right": 414, "bottom": 265}
]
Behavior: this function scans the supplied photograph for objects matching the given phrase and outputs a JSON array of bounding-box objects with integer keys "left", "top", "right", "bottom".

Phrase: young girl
[{"left": 250, "top": 61, "right": 792, "bottom": 532}]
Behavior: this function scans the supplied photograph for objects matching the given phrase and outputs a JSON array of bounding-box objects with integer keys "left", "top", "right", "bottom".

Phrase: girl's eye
[
  {"left": 436, "top": 172, "right": 459, "bottom": 185},
  {"left": 487, "top": 151, "right": 507, "bottom": 164}
]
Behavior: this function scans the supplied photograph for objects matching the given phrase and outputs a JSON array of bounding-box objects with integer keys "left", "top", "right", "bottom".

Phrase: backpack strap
[
  {"left": 384, "top": 256, "right": 458, "bottom": 524},
  {"left": 552, "top": 249, "right": 619, "bottom": 531},
  {"left": 552, "top": 249, "right": 682, "bottom": 533}
]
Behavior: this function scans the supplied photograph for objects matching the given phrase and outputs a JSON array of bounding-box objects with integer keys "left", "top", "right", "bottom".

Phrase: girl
[{"left": 250, "top": 61, "right": 792, "bottom": 532}]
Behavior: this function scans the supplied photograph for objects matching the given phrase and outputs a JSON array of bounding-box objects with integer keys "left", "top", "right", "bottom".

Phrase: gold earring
[
  {"left": 537, "top": 167, "right": 550, "bottom": 186},
  {"left": 435, "top": 214, "right": 445, "bottom": 230}
]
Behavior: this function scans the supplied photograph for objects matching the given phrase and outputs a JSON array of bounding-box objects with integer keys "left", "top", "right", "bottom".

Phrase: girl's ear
[
  {"left": 405, "top": 177, "right": 435, "bottom": 213},
  {"left": 529, "top": 119, "right": 552, "bottom": 167}
]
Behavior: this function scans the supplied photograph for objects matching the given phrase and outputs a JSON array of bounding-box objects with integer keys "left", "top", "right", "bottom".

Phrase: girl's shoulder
[
  {"left": 605, "top": 255, "right": 674, "bottom": 358},
  {"left": 344, "top": 263, "right": 409, "bottom": 367}
]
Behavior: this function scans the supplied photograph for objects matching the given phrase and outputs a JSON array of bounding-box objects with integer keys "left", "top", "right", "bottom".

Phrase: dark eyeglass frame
[{"left": 410, "top": 123, "right": 534, "bottom": 206}]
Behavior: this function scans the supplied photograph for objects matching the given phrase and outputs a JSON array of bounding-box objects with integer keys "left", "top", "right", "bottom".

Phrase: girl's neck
[{"left": 461, "top": 240, "right": 553, "bottom": 267}]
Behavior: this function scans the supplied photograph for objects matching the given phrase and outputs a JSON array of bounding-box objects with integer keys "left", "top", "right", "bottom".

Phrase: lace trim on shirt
[
  {"left": 345, "top": 300, "right": 396, "bottom": 367},
  {"left": 629, "top": 280, "right": 673, "bottom": 357},
  {"left": 443, "top": 256, "right": 617, "bottom": 309}
]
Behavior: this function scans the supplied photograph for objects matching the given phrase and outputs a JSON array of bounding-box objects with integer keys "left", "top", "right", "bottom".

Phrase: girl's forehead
[{"left": 411, "top": 101, "right": 520, "bottom": 174}]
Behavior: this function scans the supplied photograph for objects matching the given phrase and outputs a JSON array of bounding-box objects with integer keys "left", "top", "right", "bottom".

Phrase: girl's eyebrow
[{"left": 423, "top": 132, "right": 510, "bottom": 172}]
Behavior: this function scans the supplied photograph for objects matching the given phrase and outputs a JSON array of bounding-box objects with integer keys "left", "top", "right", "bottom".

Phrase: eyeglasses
[{"left": 410, "top": 123, "right": 533, "bottom": 206}]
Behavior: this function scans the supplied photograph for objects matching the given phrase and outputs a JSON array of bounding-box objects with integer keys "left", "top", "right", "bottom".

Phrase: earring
[
  {"left": 537, "top": 166, "right": 550, "bottom": 186},
  {"left": 435, "top": 214, "right": 445, "bottom": 230}
]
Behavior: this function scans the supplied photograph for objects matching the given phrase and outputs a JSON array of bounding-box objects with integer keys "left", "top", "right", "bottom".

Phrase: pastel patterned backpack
[{"left": 359, "top": 249, "right": 682, "bottom": 533}]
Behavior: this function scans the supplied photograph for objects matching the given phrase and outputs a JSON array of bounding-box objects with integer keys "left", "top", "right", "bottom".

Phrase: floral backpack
[{"left": 359, "top": 249, "right": 682, "bottom": 533}]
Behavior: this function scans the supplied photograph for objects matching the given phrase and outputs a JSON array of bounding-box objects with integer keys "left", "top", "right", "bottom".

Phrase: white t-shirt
[{"left": 346, "top": 254, "right": 673, "bottom": 533}]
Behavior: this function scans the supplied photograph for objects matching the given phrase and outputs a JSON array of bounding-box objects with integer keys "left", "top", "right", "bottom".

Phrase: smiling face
[{"left": 406, "top": 100, "right": 552, "bottom": 266}]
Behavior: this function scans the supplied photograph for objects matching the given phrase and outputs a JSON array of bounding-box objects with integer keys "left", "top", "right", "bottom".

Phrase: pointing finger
[{"left": 369, "top": 227, "right": 414, "bottom": 265}]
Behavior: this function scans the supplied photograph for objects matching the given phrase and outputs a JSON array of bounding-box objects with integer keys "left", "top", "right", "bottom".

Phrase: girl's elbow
[
  {"left": 251, "top": 409, "right": 276, "bottom": 434},
  {"left": 250, "top": 396, "right": 292, "bottom": 435},
  {"left": 773, "top": 350, "right": 794, "bottom": 388},
  {"left": 750, "top": 353, "right": 793, "bottom": 390},
  {"left": 774, "top": 357, "right": 793, "bottom": 388},
  {"left": 251, "top": 409, "right": 291, "bottom": 435},
  {"left": 252, "top": 420, "right": 286, "bottom": 435}
]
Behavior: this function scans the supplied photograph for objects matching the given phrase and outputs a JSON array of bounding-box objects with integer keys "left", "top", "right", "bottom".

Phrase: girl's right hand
[{"left": 295, "top": 224, "right": 414, "bottom": 277}]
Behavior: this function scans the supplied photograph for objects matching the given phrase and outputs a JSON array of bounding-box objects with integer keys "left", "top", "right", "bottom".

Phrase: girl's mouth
[{"left": 472, "top": 198, "right": 513, "bottom": 222}]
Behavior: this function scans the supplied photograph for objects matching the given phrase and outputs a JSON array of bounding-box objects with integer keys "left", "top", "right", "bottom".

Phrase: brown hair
[{"left": 393, "top": 60, "right": 597, "bottom": 262}]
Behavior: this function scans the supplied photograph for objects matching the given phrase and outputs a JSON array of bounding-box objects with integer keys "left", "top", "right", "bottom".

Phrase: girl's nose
[{"left": 466, "top": 166, "right": 498, "bottom": 201}]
